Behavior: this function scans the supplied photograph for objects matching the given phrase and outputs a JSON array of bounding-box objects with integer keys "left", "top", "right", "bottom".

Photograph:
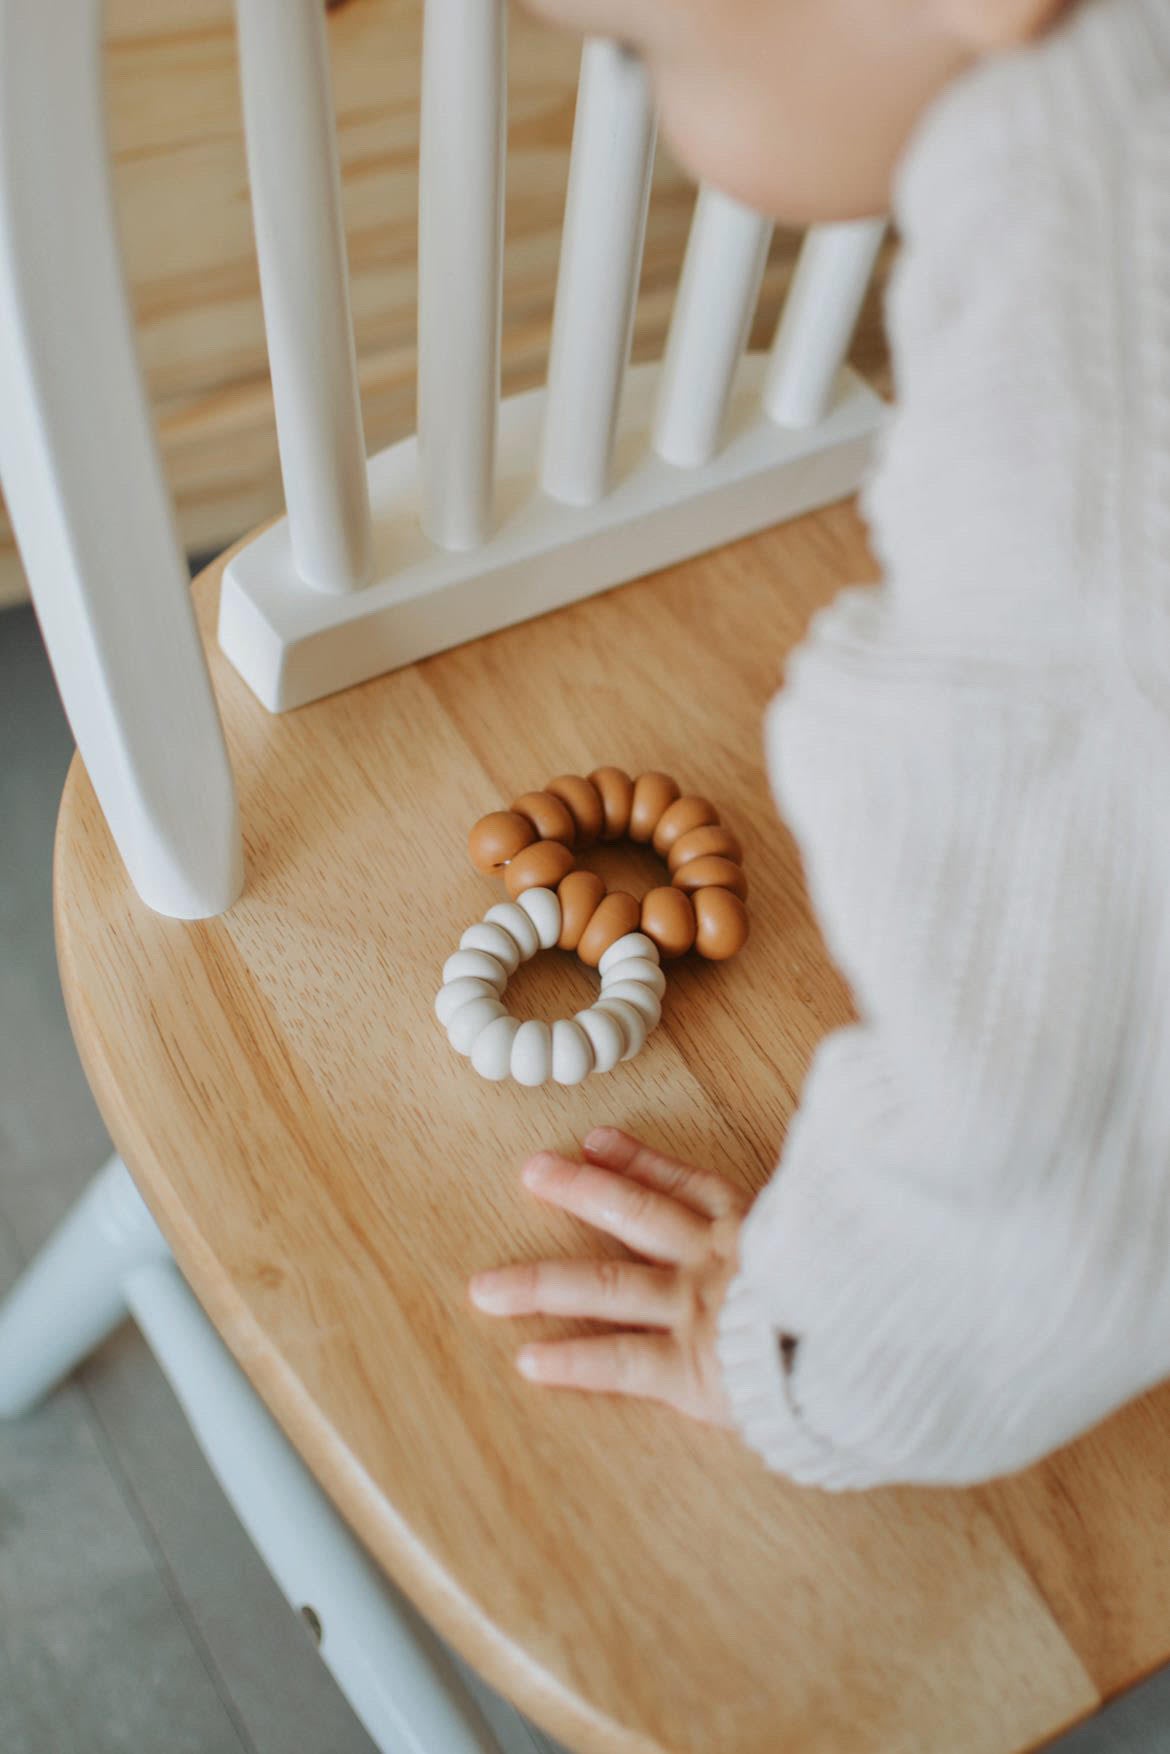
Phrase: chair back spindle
[
  {"left": 765, "top": 218, "right": 886, "bottom": 430},
  {"left": 653, "top": 189, "right": 773, "bottom": 470},
  {"left": 0, "top": 0, "right": 242, "bottom": 920},
  {"left": 417, "top": 0, "right": 507, "bottom": 551},
  {"left": 236, "top": 0, "right": 372, "bottom": 593},
  {"left": 541, "top": 39, "right": 657, "bottom": 507}
]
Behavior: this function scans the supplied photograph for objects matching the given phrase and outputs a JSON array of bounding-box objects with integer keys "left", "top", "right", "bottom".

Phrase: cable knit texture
[{"left": 716, "top": 0, "right": 1170, "bottom": 1488}]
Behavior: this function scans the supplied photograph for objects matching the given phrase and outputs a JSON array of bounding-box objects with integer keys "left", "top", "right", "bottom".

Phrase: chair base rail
[{"left": 219, "top": 354, "right": 885, "bottom": 713}]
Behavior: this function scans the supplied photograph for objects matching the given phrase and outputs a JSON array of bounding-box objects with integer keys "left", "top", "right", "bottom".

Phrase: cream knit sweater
[{"left": 717, "top": 0, "right": 1170, "bottom": 1489}]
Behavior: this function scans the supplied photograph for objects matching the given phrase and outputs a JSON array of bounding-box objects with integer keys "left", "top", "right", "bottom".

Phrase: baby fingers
[
  {"left": 520, "top": 1151, "right": 710, "bottom": 1262},
  {"left": 515, "top": 1331, "right": 688, "bottom": 1407},
  {"left": 470, "top": 1257, "right": 681, "bottom": 1326}
]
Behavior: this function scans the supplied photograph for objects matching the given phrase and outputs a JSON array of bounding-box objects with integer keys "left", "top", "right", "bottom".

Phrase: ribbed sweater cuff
[{"left": 717, "top": 1263, "right": 848, "bottom": 1488}]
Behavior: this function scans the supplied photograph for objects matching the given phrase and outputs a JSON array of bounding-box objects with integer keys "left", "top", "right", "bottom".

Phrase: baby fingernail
[
  {"left": 522, "top": 1154, "right": 554, "bottom": 1186},
  {"left": 516, "top": 1347, "right": 541, "bottom": 1378},
  {"left": 470, "top": 1272, "right": 504, "bottom": 1310}
]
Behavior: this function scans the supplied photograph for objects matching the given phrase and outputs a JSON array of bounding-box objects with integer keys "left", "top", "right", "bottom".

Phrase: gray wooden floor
[{"left": 1, "top": 598, "right": 1167, "bottom": 1754}]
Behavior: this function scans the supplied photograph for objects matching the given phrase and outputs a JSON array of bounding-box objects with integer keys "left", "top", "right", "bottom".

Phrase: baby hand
[{"left": 470, "top": 1128, "right": 748, "bottom": 1425}]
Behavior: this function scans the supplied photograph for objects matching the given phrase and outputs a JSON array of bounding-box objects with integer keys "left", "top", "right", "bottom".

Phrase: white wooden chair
[{"left": 0, "top": 4, "right": 888, "bottom": 1750}]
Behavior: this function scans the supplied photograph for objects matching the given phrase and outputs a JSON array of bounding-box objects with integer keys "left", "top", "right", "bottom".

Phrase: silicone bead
[
  {"left": 577, "top": 892, "right": 641, "bottom": 967},
  {"left": 435, "top": 976, "right": 497, "bottom": 1026},
  {"left": 651, "top": 796, "right": 719, "bottom": 858},
  {"left": 595, "top": 995, "right": 648, "bottom": 1061},
  {"left": 442, "top": 949, "right": 508, "bottom": 992},
  {"left": 518, "top": 886, "right": 562, "bottom": 950},
  {"left": 600, "top": 956, "right": 666, "bottom": 998},
  {"left": 551, "top": 1019, "right": 594, "bottom": 1086},
  {"left": 629, "top": 772, "right": 680, "bottom": 843},
  {"left": 672, "top": 855, "right": 748, "bottom": 901},
  {"left": 640, "top": 886, "right": 697, "bottom": 959},
  {"left": 545, "top": 775, "right": 604, "bottom": 848},
  {"left": 598, "top": 932, "right": 661, "bottom": 975},
  {"left": 504, "top": 840, "right": 576, "bottom": 900},
  {"left": 557, "top": 870, "right": 607, "bottom": 952},
  {"left": 588, "top": 766, "right": 634, "bottom": 840},
  {"left": 471, "top": 1014, "right": 521, "bottom": 1081},
  {"left": 447, "top": 996, "right": 506, "bottom": 1056},
  {"left": 599, "top": 979, "right": 661, "bottom": 1028},
  {"left": 460, "top": 921, "right": 521, "bottom": 974},
  {"left": 574, "top": 1006, "right": 627, "bottom": 1075},
  {"left": 467, "top": 810, "right": 536, "bottom": 875},
  {"left": 510, "top": 790, "right": 577, "bottom": 846},
  {"left": 484, "top": 901, "right": 540, "bottom": 961},
  {"left": 693, "top": 887, "right": 750, "bottom": 960},
  {"left": 667, "top": 823, "right": 744, "bottom": 875},
  {"left": 511, "top": 1019, "right": 553, "bottom": 1087}
]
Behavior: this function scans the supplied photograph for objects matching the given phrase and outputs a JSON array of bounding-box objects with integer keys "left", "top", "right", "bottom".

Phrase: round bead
[
  {"left": 574, "top": 1006, "right": 627, "bottom": 1075},
  {"left": 467, "top": 810, "right": 536, "bottom": 874},
  {"left": 551, "top": 1019, "right": 594, "bottom": 1086},
  {"left": 510, "top": 790, "right": 576, "bottom": 846},
  {"left": 471, "top": 1014, "right": 521, "bottom": 1080},
  {"left": 694, "top": 888, "right": 750, "bottom": 961},
  {"left": 435, "top": 976, "right": 497, "bottom": 1026},
  {"left": 504, "top": 840, "right": 576, "bottom": 900},
  {"left": 442, "top": 948, "right": 508, "bottom": 991},
  {"left": 545, "top": 775, "right": 604, "bottom": 848},
  {"left": 629, "top": 772, "right": 681, "bottom": 843},
  {"left": 459, "top": 921, "right": 521, "bottom": 974},
  {"left": 577, "top": 892, "right": 642, "bottom": 968},
  {"left": 447, "top": 995, "right": 506, "bottom": 1055},
  {"left": 600, "top": 979, "right": 661, "bottom": 1028},
  {"left": 588, "top": 766, "right": 635, "bottom": 840},
  {"left": 598, "top": 931, "right": 661, "bottom": 976},
  {"left": 600, "top": 956, "right": 666, "bottom": 998},
  {"left": 595, "top": 995, "right": 648, "bottom": 1061},
  {"left": 667, "top": 823, "right": 744, "bottom": 875},
  {"left": 672, "top": 855, "right": 748, "bottom": 901},
  {"left": 640, "top": 886, "right": 696, "bottom": 959},
  {"left": 651, "top": 796, "right": 720, "bottom": 858},
  {"left": 511, "top": 1019, "right": 553, "bottom": 1087},
  {"left": 484, "top": 901, "right": 540, "bottom": 961},
  {"left": 517, "top": 886, "right": 562, "bottom": 950},
  {"left": 556, "top": 870, "right": 607, "bottom": 952}
]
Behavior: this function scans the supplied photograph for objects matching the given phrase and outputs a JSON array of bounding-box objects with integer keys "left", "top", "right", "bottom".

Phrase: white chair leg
[
  {"left": 0, "top": 1158, "right": 504, "bottom": 1752},
  {"left": 0, "top": 1155, "right": 166, "bottom": 1418}
]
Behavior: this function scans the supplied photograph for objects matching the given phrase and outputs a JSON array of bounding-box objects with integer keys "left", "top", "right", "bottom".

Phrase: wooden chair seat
[{"left": 52, "top": 504, "right": 1170, "bottom": 1754}]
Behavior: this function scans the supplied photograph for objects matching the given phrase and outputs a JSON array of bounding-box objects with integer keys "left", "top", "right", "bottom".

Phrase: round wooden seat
[{"left": 54, "top": 504, "right": 1145, "bottom": 1753}]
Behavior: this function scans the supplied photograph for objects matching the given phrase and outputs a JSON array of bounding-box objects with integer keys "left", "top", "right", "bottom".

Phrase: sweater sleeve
[{"left": 716, "top": 584, "right": 1170, "bottom": 1489}]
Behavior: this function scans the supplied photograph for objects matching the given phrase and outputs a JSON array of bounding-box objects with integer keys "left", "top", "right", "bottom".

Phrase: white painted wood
[
  {"left": 541, "top": 39, "right": 656, "bottom": 506},
  {"left": 0, "top": 0, "right": 242, "bottom": 920},
  {"left": 653, "top": 189, "right": 772, "bottom": 469},
  {"left": 764, "top": 218, "right": 887, "bottom": 429},
  {"left": 418, "top": 0, "right": 507, "bottom": 551},
  {"left": 219, "top": 355, "right": 885, "bottom": 712},
  {"left": 124, "top": 1262, "right": 504, "bottom": 1754},
  {"left": 0, "top": 1157, "right": 166, "bottom": 1420},
  {"left": 0, "top": 1157, "right": 506, "bottom": 1752},
  {"left": 235, "top": 0, "right": 372, "bottom": 593}
]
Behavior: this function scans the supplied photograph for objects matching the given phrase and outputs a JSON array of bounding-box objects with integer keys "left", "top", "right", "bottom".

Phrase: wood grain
[
  {"left": 51, "top": 499, "right": 1169, "bottom": 1754},
  {"left": 0, "top": 0, "right": 892, "bottom": 608}
]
